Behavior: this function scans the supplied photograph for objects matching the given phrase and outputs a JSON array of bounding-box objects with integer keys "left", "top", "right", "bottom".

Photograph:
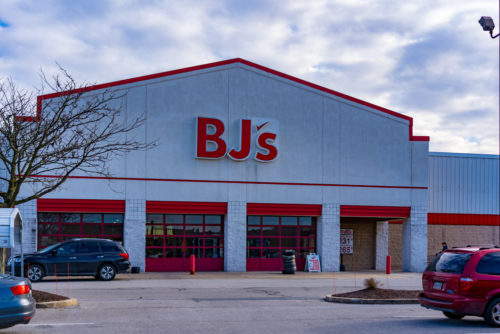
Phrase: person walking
[{"left": 441, "top": 242, "right": 448, "bottom": 251}]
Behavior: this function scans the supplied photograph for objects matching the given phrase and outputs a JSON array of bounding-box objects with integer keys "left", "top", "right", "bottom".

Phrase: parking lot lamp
[
  {"left": 478, "top": 16, "right": 500, "bottom": 246},
  {"left": 479, "top": 16, "right": 500, "bottom": 38}
]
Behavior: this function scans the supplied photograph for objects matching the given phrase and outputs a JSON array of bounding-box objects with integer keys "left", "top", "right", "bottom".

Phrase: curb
[
  {"left": 325, "top": 295, "right": 419, "bottom": 304},
  {"left": 36, "top": 298, "right": 79, "bottom": 309}
]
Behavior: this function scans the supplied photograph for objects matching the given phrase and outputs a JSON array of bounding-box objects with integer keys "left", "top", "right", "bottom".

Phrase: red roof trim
[
  {"left": 37, "top": 198, "right": 125, "bottom": 213},
  {"left": 247, "top": 203, "right": 322, "bottom": 216},
  {"left": 428, "top": 213, "right": 500, "bottom": 226},
  {"left": 340, "top": 205, "right": 411, "bottom": 218},
  {"left": 146, "top": 201, "right": 227, "bottom": 214},
  {"left": 35, "top": 58, "right": 429, "bottom": 142}
]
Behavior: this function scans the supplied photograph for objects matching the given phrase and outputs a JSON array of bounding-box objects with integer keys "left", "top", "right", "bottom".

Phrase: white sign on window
[{"left": 340, "top": 229, "right": 353, "bottom": 254}]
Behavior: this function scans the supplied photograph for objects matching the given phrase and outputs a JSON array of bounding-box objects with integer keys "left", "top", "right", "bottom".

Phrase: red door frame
[
  {"left": 145, "top": 201, "right": 227, "bottom": 272},
  {"left": 36, "top": 199, "right": 126, "bottom": 249},
  {"left": 246, "top": 204, "right": 321, "bottom": 271}
]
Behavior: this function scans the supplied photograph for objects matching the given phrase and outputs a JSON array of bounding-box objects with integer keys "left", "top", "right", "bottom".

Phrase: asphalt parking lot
[{"left": 3, "top": 271, "right": 500, "bottom": 334}]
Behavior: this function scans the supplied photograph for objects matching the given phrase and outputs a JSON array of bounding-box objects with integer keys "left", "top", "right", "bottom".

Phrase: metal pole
[
  {"left": 20, "top": 224, "right": 23, "bottom": 278},
  {"left": 10, "top": 250, "right": 14, "bottom": 276}
]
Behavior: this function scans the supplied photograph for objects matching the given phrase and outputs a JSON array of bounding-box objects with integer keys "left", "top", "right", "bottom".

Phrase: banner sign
[
  {"left": 340, "top": 229, "right": 354, "bottom": 254},
  {"left": 305, "top": 254, "right": 321, "bottom": 272}
]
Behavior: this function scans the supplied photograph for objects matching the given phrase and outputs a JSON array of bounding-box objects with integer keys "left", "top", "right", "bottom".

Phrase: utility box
[{"left": 0, "top": 208, "right": 22, "bottom": 248}]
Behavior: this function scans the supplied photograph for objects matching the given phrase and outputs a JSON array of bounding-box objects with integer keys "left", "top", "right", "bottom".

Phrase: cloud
[{"left": 0, "top": 0, "right": 498, "bottom": 154}]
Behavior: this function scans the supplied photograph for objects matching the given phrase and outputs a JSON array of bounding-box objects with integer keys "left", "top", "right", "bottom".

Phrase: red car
[{"left": 419, "top": 246, "right": 500, "bottom": 326}]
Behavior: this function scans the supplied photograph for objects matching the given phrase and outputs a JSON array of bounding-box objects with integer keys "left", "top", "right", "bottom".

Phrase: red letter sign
[
  {"left": 196, "top": 117, "right": 227, "bottom": 159},
  {"left": 228, "top": 119, "right": 252, "bottom": 160},
  {"left": 255, "top": 132, "right": 278, "bottom": 162}
]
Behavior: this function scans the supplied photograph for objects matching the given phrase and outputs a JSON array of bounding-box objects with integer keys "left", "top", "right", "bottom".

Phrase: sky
[{"left": 0, "top": 0, "right": 498, "bottom": 155}]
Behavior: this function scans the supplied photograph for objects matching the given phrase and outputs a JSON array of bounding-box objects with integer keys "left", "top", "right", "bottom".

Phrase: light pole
[{"left": 478, "top": 16, "right": 499, "bottom": 245}]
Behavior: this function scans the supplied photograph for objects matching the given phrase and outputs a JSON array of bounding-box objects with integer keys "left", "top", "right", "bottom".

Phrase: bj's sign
[{"left": 195, "top": 117, "right": 278, "bottom": 162}]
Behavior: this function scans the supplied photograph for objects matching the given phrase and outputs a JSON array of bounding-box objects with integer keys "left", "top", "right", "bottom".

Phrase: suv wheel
[
  {"left": 27, "top": 264, "right": 44, "bottom": 282},
  {"left": 97, "top": 264, "right": 116, "bottom": 281},
  {"left": 484, "top": 297, "right": 500, "bottom": 327},
  {"left": 442, "top": 311, "right": 464, "bottom": 320}
]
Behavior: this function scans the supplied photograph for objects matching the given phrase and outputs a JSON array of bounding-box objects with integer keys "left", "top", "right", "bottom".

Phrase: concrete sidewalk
[
  {"left": 107, "top": 270, "right": 424, "bottom": 291},
  {"left": 118, "top": 270, "right": 422, "bottom": 281}
]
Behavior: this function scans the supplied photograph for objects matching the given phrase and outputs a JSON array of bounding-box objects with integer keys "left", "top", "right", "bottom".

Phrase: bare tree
[{"left": 0, "top": 69, "right": 155, "bottom": 271}]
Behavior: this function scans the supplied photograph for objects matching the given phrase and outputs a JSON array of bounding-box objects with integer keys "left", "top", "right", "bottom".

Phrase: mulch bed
[
  {"left": 333, "top": 288, "right": 420, "bottom": 299},
  {"left": 33, "top": 290, "right": 70, "bottom": 302}
]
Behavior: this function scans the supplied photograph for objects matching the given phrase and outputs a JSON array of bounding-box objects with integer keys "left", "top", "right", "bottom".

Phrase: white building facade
[{"left": 17, "top": 58, "right": 494, "bottom": 273}]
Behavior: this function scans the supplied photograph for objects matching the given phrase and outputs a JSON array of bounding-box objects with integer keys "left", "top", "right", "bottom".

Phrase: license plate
[{"left": 433, "top": 281, "right": 443, "bottom": 290}]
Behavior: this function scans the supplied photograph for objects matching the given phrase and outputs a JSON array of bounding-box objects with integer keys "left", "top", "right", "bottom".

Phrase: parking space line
[
  {"left": 391, "top": 316, "right": 443, "bottom": 318},
  {"left": 29, "top": 322, "right": 95, "bottom": 326}
]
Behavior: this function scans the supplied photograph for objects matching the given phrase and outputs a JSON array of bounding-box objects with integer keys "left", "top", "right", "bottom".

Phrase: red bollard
[
  {"left": 386, "top": 255, "right": 391, "bottom": 275},
  {"left": 189, "top": 254, "right": 195, "bottom": 275}
]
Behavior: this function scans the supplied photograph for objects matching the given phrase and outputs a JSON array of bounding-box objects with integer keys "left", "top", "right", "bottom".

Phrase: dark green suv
[{"left": 9, "top": 238, "right": 130, "bottom": 282}]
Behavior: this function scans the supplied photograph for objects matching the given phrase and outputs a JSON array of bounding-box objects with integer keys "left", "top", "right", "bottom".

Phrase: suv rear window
[
  {"left": 100, "top": 242, "right": 122, "bottom": 253},
  {"left": 476, "top": 252, "right": 500, "bottom": 275},
  {"left": 426, "top": 252, "right": 473, "bottom": 274}
]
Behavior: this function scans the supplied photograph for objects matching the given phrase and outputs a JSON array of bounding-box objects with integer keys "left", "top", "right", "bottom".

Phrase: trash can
[{"left": 282, "top": 249, "right": 296, "bottom": 274}]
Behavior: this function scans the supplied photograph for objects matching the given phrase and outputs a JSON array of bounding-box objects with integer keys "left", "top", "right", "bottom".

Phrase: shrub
[{"left": 364, "top": 277, "right": 380, "bottom": 289}]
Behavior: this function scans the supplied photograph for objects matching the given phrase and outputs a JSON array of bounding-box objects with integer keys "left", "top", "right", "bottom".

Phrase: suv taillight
[
  {"left": 120, "top": 253, "right": 129, "bottom": 260},
  {"left": 11, "top": 284, "right": 30, "bottom": 295},
  {"left": 459, "top": 277, "right": 477, "bottom": 291}
]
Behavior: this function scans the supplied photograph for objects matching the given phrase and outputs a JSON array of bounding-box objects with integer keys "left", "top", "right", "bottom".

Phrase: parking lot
[{"left": 3, "top": 271, "right": 500, "bottom": 334}]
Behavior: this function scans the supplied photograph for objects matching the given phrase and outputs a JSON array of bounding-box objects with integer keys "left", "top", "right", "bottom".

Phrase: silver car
[{"left": 0, "top": 273, "right": 35, "bottom": 329}]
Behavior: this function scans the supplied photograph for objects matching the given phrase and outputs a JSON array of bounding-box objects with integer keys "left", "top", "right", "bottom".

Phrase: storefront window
[
  {"left": 38, "top": 213, "right": 58, "bottom": 223},
  {"left": 82, "top": 214, "right": 102, "bottom": 223},
  {"left": 37, "top": 212, "right": 124, "bottom": 249},
  {"left": 103, "top": 214, "right": 124, "bottom": 224},
  {"left": 247, "top": 216, "right": 260, "bottom": 225},
  {"left": 145, "top": 214, "right": 224, "bottom": 259},
  {"left": 262, "top": 216, "right": 279, "bottom": 225},
  {"left": 205, "top": 225, "right": 221, "bottom": 235},
  {"left": 247, "top": 226, "right": 260, "bottom": 236},
  {"left": 61, "top": 213, "right": 80, "bottom": 223},
  {"left": 148, "top": 214, "right": 163, "bottom": 224},
  {"left": 185, "top": 215, "right": 203, "bottom": 224},
  {"left": 185, "top": 225, "right": 203, "bottom": 235},
  {"left": 83, "top": 224, "right": 101, "bottom": 235},
  {"left": 147, "top": 225, "right": 164, "bottom": 235},
  {"left": 165, "top": 248, "right": 183, "bottom": 258},
  {"left": 38, "top": 224, "right": 59, "bottom": 235},
  {"left": 246, "top": 216, "right": 317, "bottom": 259},
  {"left": 165, "top": 215, "right": 183, "bottom": 224},
  {"left": 146, "top": 248, "right": 163, "bottom": 258},
  {"left": 165, "top": 237, "right": 183, "bottom": 247}
]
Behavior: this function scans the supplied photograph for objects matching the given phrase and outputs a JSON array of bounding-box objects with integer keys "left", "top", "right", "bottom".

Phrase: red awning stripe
[
  {"left": 37, "top": 199, "right": 125, "bottom": 213},
  {"left": 146, "top": 201, "right": 228, "bottom": 214},
  {"left": 340, "top": 205, "right": 411, "bottom": 218},
  {"left": 247, "top": 203, "right": 322, "bottom": 216},
  {"left": 428, "top": 213, "right": 500, "bottom": 226}
]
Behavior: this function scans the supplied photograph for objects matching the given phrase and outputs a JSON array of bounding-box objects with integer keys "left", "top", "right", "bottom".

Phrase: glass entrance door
[
  {"left": 246, "top": 216, "right": 316, "bottom": 271},
  {"left": 145, "top": 214, "right": 224, "bottom": 271}
]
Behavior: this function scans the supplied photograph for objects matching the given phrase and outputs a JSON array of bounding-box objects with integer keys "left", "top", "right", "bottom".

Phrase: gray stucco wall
[{"left": 18, "top": 61, "right": 429, "bottom": 272}]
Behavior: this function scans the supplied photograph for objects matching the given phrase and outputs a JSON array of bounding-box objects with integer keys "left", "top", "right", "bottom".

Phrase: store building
[{"left": 15, "top": 59, "right": 499, "bottom": 272}]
